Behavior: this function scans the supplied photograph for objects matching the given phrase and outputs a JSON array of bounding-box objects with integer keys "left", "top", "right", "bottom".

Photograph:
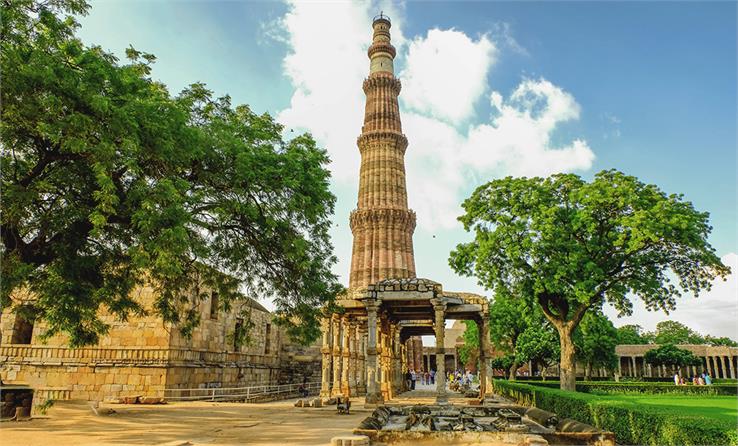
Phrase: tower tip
[{"left": 373, "top": 12, "right": 391, "bottom": 24}]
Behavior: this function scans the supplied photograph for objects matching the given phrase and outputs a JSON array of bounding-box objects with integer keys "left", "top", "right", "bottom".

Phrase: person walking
[
  {"left": 430, "top": 369, "right": 435, "bottom": 385},
  {"left": 410, "top": 369, "right": 417, "bottom": 390}
]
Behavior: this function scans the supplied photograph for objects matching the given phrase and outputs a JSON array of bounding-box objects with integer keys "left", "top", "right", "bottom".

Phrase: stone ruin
[{"left": 354, "top": 403, "right": 615, "bottom": 446}]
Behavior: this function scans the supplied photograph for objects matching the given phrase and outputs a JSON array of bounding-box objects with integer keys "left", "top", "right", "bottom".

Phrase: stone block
[
  {"left": 139, "top": 396, "right": 165, "bottom": 405},
  {"left": 330, "top": 435, "right": 369, "bottom": 446}
]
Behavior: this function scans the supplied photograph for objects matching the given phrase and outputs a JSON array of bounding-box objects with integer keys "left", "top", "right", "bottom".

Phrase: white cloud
[
  {"left": 404, "top": 78, "right": 594, "bottom": 230},
  {"left": 604, "top": 252, "right": 738, "bottom": 341},
  {"left": 400, "top": 29, "right": 496, "bottom": 125},
  {"left": 273, "top": 1, "right": 595, "bottom": 233},
  {"left": 275, "top": 2, "right": 374, "bottom": 183}
]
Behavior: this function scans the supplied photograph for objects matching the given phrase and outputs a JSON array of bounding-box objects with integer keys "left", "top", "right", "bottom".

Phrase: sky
[{"left": 77, "top": 1, "right": 737, "bottom": 341}]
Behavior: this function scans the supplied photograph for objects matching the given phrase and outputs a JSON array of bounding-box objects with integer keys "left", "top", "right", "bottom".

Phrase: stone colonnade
[
  {"left": 319, "top": 303, "right": 407, "bottom": 403},
  {"left": 617, "top": 351, "right": 738, "bottom": 379}
]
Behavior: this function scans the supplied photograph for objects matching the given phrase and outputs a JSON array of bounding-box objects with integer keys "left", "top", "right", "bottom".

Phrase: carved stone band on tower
[{"left": 349, "top": 14, "right": 416, "bottom": 290}]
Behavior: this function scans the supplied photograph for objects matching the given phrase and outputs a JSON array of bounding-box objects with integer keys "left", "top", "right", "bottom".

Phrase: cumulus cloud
[
  {"left": 604, "top": 252, "right": 738, "bottom": 341},
  {"left": 403, "top": 78, "right": 594, "bottom": 230},
  {"left": 272, "top": 1, "right": 595, "bottom": 232},
  {"left": 401, "top": 29, "right": 497, "bottom": 125}
]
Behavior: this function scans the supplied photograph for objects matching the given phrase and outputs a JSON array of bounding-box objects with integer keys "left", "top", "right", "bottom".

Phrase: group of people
[
  {"left": 447, "top": 369, "right": 475, "bottom": 386},
  {"left": 405, "top": 369, "right": 436, "bottom": 389},
  {"left": 673, "top": 372, "right": 713, "bottom": 386},
  {"left": 404, "top": 368, "right": 478, "bottom": 390}
]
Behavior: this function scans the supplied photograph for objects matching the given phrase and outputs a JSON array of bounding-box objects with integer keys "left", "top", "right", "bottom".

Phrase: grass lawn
[{"left": 594, "top": 393, "right": 738, "bottom": 424}]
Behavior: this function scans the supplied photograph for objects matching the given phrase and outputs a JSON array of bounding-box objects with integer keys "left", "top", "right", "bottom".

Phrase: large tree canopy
[
  {"left": 450, "top": 170, "right": 729, "bottom": 390},
  {"left": 1, "top": 0, "right": 341, "bottom": 346}
]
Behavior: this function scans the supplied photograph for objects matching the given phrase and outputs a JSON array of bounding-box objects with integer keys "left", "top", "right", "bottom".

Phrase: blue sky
[{"left": 77, "top": 1, "right": 736, "bottom": 339}]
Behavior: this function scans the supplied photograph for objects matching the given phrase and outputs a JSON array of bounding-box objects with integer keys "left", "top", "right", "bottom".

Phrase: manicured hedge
[
  {"left": 492, "top": 380, "right": 738, "bottom": 446},
  {"left": 521, "top": 380, "right": 738, "bottom": 396}
]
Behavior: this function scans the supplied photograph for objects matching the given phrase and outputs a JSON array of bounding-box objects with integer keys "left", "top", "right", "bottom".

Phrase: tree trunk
[
  {"left": 508, "top": 361, "right": 519, "bottom": 381},
  {"left": 558, "top": 328, "right": 577, "bottom": 391}
]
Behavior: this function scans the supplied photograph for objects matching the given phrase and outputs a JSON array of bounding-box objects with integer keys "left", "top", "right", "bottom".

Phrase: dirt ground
[
  {"left": 0, "top": 385, "right": 476, "bottom": 446},
  {"left": 1, "top": 398, "right": 370, "bottom": 446}
]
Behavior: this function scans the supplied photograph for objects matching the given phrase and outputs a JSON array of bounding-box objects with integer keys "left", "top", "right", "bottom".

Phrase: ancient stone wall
[{"left": 0, "top": 282, "right": 307, "bottom": 404}]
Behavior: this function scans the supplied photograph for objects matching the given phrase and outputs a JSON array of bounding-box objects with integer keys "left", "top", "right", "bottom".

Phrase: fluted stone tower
[{"left": 348, "top": 14, "right": 416, "bottom": 290}]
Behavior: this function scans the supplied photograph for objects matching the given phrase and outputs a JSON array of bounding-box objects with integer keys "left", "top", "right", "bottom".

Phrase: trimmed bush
[
  {"left": 492, "top": 380, "right": 738, "bottom": 445},
  {"left": 521, "top": 380, "right": 737, "bottom": 396}
]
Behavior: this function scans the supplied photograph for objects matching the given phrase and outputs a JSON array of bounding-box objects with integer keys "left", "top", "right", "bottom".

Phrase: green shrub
[
  {"left": 520, "top": 380, "right": 737, "bottom": 396},
  {"left": 492, "top": 380, "right": 738, "bottom": 445}
]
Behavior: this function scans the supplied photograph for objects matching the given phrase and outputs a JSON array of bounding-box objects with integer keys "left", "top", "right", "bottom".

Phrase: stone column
[
  {"left": 392, "top": 325, "right": 402, "bottom": 395},
  {"left": 331, "top": 314, "right": 343, "bottom": 397},
  {"left": 478, "top": 314, "right": 491, "bottom": 400},
  {"left": 348, "top": 320, "right": 358, "bottom": 396},
  {"left": 630, "top": 356, "right": 637, "bottom": 377},
  {"left": 365, "top": 298, "right": 383, "bottom": 405},
  {"left": 431, "top": 298, "right": 448, "bottom": 404},
  {"left": 407, "top": 337, "right": 415, "bottom": 371},
  {"left": 727, "top": 356, "right": 736, "bottom": 379},
  {"left": 358, "top": 326, "right": 367, "bottom": 394},
  {"left": 340, "top": 316, "right": 351, "bottom": 396},
  {"left": 617, "top": 356, "right": 622, "bottom": 378},
  {"left": 707, "top": 356, "right": 715, "bottom": 377},
  {"left": 319, "top": 316, "right": 332, "bottom": 399},
  {"left": 720, "top": 356, "right": 728, "bottom": 379}
]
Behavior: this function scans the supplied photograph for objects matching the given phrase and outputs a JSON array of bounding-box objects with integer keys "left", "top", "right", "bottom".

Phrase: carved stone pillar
[
  {"left": 365, "top": 298, "right": 383, "bottom": 405},
  {"left": 478, "top": 312, "right": 491, "bottom": 399},
  {"left": 431, "top": 298, "right": 448, "bottom": 404},
  {"left": 630, "top": 356, "right": 637, "bottom": 377},
  {"left": 729, "top": 356, "right": 736, "bottom": 379},
  {"left": 358, "top": 326, "right": 367, "bottom": 394},
  {"left": 341, "top": 315, "right": 351, "bottom": 396},
  {"left": 319, "top": 317, "right": 332, "bottom": 399},
  {"left": 720, "top": 356, "right": 728, "bottom": 379},
  {"left": 349, "top": 321, "right": 358, "bottom": 395},
  {"left": 331, "top": 314, "right": 343, "bottom": 397}
]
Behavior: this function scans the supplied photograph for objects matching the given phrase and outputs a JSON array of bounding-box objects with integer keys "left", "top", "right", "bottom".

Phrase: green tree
[
  {"left": 616, "top": 324, "right": 651, "bottom": 345},
  {"left": 652, "top": 321, "right": 705, "bottom": 345},
  {"left": 1, "top": 0, "right": 341, "bottom": 346},
  {"left": 644, "top": 343, "right": 702, "bottom": 375},
  {"left": 574, "top": 312, "right": 618, "bottom": 379},
  {"left": 458, "top": 320, "right": 479, "bottom": 367},
  {"left": 703, "top": 335, "right": 738, "bottom": 347},
  {"left": 515, "top": 323, "right": 560, "bottom": 381},
  {"left": 489, "top": 292, "right": 540, "bottom": 379},
  {"left": 489, "top": 355, "right": 515, "bottom": 375},
  {"left": 450, "top": 171, "right": 730, "bottom": 390}
]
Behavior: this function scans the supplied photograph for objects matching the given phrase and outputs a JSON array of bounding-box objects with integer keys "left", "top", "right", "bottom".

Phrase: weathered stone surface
[{"left": 330, "top": 435, "right": 369, "bottom": 446}]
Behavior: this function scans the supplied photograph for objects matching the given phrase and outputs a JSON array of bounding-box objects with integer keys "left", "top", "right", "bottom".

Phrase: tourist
[
  {"left": 410, "top": 369, "right": 417, "bottom": 390},
  {"left": 698, "top": 376, "right": 705, "bottom": 386},
  {"left": 704, "top": 372, "right": 713, "bottom": 385},
  {"left": 673, "top": 373, "right": 680, "bottom": 385},
  {"left": 430, "top": 369, "right": 435, "bottom": 385},
  {"left": 424, "top": 370, "right": 430, "bottom": 386},
  {"left": 405, "top": 370, "right": 412, "bottom": 389}
]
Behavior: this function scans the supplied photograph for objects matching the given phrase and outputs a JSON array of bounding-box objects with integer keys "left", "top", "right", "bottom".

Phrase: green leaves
[
  {"left": 451, "top": 169, "right": 729, "bottom": 390},
  {"left": 644, "top": 344, "right": 702, "bottom": 370},
  {"left": 1, "top": 0, "right": 341, "bottom": 346}
]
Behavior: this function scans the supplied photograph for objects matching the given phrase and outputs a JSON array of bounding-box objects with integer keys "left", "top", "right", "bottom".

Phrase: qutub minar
[{"left": 319, "top": 14, "right": 492, "bottom": 406}]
